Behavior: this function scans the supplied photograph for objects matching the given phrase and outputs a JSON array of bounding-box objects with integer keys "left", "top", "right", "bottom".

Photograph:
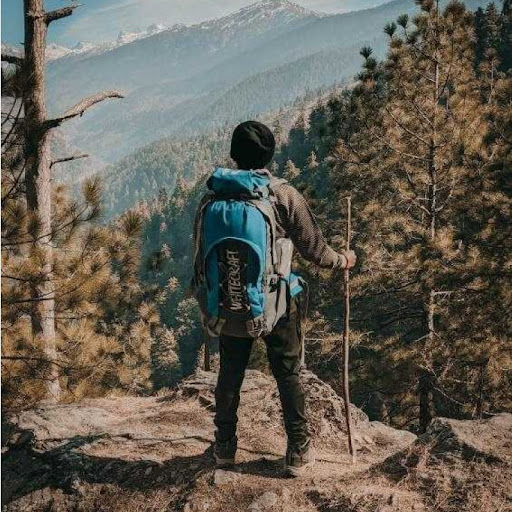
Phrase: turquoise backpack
[{"left": 193, "top": 168, "right": 303, "bottom": 338}]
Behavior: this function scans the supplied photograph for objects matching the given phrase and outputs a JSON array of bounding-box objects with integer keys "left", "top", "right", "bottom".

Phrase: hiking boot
[
  {"left": 214, "top": 436, "right": 237, "bottom": 467},
  {"left": 284, "top": 439, "right": 315, "bottom": 477}
]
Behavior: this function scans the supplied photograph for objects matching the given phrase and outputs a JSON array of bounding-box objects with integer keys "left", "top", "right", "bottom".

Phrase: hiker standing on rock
[{"left": 192, "top": 121, "right": 356, "bottom": 476}]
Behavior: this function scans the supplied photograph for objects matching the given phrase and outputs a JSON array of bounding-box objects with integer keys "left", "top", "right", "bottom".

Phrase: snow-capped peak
[
  {"left": 46, "top": 1, "right": 317, "bottom": 63},
  {"left": 48, "top": 24, "right": 170, "bottom": 62},
  {"left": 198, "top": 0, "right": 317, "bottom": 32},
  {"left": 239, "top": 0, "right": 313, "bottom": 16},
  {"left": 46, "top": 43, "right": 72, "bottom": 61},
  {"left": 116, "top": 24, "right": 168, "bottom": 45}
]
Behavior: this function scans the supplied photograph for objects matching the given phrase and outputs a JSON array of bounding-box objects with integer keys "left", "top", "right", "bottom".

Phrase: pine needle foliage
[
  {"left": 274, "top": 0, "right": 511, "bottom": 429},
  {"left": 1, "top": 63, "right": 176, "bottom": 409}
]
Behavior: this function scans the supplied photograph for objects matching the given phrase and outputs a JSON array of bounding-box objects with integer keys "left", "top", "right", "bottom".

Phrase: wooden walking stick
[
  {"left": 203, "top": 329, "right": 211, "bottom": 371},
  {"left": 204, "top": 340, "right": 211, "bottom": 371},
  {"left": 342, "top": 196, "right": 356, "bottom": 463}
]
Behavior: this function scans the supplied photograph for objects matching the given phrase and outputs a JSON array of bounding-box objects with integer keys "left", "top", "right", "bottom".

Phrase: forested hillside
[
  {"left": 101, "top": 131, "right": 232, "bottom": 217},
  {"left": 138, "top": 0, "right": 512, "bottom": 429},
  {"left": 99, "top": 87, "right": 337, "bottom": 219}
]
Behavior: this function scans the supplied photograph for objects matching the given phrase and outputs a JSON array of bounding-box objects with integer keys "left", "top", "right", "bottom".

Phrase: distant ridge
[{"left": 46, "top": 0, "right": 489, "bottom": 165}]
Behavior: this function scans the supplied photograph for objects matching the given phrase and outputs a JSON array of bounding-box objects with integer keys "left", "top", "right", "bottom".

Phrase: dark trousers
[{"left": 214, "top": 298, "right": 308, "bottom": 447}]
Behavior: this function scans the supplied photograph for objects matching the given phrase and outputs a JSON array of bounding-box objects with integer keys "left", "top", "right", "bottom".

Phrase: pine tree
[
  {"left": 1, "top": 33, "right": 175, "bottom": 407},
  {"left": 1, "top": 165, "right": 176, "bottom": 406},
  {"left": 284, "top": 159, "right": 300, "bottom": 181},
  {"left": 332, "top": 0, "right": 504, "bottom": 430},
  {"left": 452, "top": 50, "right": 512, "bottom": 417},
  {"left": 1, "top": 0, "right": 122, "bottom": 401}
]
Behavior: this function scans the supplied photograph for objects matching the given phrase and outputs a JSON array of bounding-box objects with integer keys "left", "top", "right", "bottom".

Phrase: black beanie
[{"left": 230, "top": 120, "right": 276, "bottom": 170}]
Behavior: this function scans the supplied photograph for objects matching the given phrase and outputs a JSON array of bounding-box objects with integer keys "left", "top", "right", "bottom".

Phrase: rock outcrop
[
  {"left": 2, "top": 370, "right": 510, "bottom": 512},
  {"left": 381, "top": 412, "right": 512, "bottom": 472},
  {"left": 375, "top": 413, "right": 512, "bottom": 512}
]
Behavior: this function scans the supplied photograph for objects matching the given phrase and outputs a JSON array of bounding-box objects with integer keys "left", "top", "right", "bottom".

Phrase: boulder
[
  {"left": 174, "top": 369, "right": 414, "bottom": 453},
  {"left": 423, "top": 413, "right": 512, "bottom": 464},
  {"left": 381, "top": 413, "right": 512, "bottom": 477}
]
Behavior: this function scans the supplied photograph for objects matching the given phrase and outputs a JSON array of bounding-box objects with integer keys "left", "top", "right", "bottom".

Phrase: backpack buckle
[
  {"left": 206, "top": 316, "right": 226, "bottom": 337},
  {"left": 267, "top": 274, "right": 281, "bottom": 286}
]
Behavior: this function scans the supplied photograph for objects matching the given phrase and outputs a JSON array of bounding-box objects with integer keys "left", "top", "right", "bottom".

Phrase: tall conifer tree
[{"left": 333, "top": 0, "right": 502, "bottom": 429}]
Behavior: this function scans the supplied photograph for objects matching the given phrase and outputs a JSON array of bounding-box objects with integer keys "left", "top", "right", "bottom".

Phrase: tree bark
[
  {"left": 19, "top": 0, "right": 122, "bottom": 401},
  {"left": 23, "top": 0, "right": 60, "bottom": 400}
]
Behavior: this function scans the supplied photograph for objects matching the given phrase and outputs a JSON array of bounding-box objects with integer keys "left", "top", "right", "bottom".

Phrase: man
[{"left": 193, "top": 120, "right": 356, "bottom": 477}]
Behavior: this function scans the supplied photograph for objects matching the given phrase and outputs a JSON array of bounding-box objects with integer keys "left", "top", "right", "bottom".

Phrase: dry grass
[
  {"left": 377, "top": 436, "right": 512, "bottom": 512},
  {"left": 3, "top": 372, "right": 511, "bottom": 512}
]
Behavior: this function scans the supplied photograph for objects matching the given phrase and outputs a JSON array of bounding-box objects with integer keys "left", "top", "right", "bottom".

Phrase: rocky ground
[{"left": 2, "top": 370, "right": 511, "bottom": 512}]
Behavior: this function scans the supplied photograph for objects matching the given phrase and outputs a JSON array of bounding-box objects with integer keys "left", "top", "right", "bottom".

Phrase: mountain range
[
  {"left": 43, "top": 0, "right": 489, "bottom": 216},
  {"left": 3, "top": 24, "right": 169, "bottom": 62},
  {"left": 47, "top": 0, "right": 487, "bottom": 165},
  {"left": 44, "top": 0, "right": 382, "bottom": 162}
]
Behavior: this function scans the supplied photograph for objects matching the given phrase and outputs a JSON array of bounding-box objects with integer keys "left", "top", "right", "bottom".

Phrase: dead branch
[
  {"left": 45, "top": 90, "right": 124, "bottom": 129},
  {"left": 50, "top": 153, "right": 89, "bottom": 168},
  {"left": 44, "top": 4, "right": 81, "bottom": 24}
]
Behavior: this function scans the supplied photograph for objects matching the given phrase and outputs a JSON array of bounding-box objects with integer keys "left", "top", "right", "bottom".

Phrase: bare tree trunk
[
  {"left": 23, "top": 0, "right": 61, "bottom": 400},
  {"left": 18, "top": 0, "right": 123, "bottom": 401}
]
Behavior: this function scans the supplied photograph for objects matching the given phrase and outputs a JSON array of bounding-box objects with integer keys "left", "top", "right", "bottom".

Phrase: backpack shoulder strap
[
  {"left": 247, "top": 198, "right": 279, "bottom": 271},
  {"left": 193, "top": 191, "right": 215, "bottom": 281},
  {"left": 269, "top": 176, "right": 288, "bottom": 190}
]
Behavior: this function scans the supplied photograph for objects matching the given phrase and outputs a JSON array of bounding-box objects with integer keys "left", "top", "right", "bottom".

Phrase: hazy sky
[{"left": 2, "top": 0, "right": 350, "bottom": 47}]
